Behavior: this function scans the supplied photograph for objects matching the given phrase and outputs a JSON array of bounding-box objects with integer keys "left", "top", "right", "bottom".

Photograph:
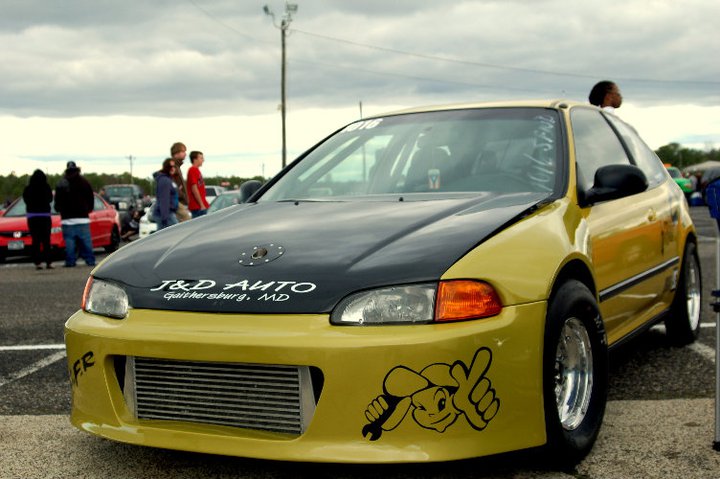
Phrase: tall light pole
[
  {"left": 127, "top": 155, "right": 134, "bottom": 184},
  {"left": 263, "top": 2, "right": 298, "bottom": 169}
]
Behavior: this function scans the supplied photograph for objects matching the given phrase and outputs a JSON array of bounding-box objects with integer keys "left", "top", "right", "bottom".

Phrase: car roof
[{"left": 375, "top": 99, "right": 579, "bottom": 117}]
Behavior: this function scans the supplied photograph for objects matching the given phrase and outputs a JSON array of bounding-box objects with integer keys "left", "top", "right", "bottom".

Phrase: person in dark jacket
[
  {"left": 22, "top": 169, "right": 54, "bottom": 270},
  {"left": 153, "top": 158, "right": 179, "bottom": 230},
  {"left": 54, "top": 161, "right": 96, "bottom": 267}
]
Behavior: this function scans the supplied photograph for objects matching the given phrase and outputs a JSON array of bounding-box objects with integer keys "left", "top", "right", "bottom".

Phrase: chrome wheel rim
[
  {"left": 685, "top": 255, "right": 701, "bottom": 331},
  {"left": 555, "top": 317, "right": 593, "bottom": 430}
]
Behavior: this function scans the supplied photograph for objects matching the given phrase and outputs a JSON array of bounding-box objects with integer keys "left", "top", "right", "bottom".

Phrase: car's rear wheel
[
  {"left": 104, "top": 227, "right": 120, "bottom": 253},
  {"left": 543, "top": 280, "right": 607, "bottom": 467},
  {"left": 665, "top": 241, "right": 701, "bottom": 346}
]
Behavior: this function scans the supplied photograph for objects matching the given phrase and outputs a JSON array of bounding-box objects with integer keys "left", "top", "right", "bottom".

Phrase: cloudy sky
[{"left": 2, "top": 0, "right": 719, "bottom": 180}]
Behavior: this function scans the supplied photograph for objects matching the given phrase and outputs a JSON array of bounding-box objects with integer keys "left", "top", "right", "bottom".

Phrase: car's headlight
[
  {"left": 82, "top": 277, "right": 129, "bottom": 319},
  {"left": 330, "top": 280, "right": 502, "bottom": 325},
  {"left": 331, "top": 284, "right": 436, "bottom": 325}
]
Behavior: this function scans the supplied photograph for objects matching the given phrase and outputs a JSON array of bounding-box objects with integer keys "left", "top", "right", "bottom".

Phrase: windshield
[
  {"left": 261, "top": 108, "right": 563, "bottom": 202},
  {"left": 106, "top": 186, "right": 135, "bottom": 197},
  {"left": 4, "top": 198, "right": 58, "bottom": 217},
  {"left": 208, "top": 192, "right": 242, "bottom": 213}
]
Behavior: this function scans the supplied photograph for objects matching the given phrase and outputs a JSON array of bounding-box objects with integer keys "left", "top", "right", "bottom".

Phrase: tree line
[
  {"left": 0, "top": 172, "right": 267, "bottom": 206},
  {"left": 655, "top": 143, "right": 719, "bottom": 169},
  {"left": 2, "top": 142, "right": 718, "bottom": 205}
]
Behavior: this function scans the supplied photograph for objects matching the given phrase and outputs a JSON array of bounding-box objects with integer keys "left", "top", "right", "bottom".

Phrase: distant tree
[{"left": 655, "top": 143, "right": 718, "bottom": 169}]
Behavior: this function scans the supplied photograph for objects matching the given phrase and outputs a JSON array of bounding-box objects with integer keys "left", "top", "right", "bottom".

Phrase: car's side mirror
[
  {"left": 582, "top": 164, "right": 648, "bottom": 205},
  {"left": 239, "top": 180, "right": 263, "bottom": 203}
]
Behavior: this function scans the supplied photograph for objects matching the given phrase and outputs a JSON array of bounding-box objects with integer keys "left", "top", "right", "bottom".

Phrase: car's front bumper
[{"left": 65, "top": 302, "right": 548, "bottom": 463}]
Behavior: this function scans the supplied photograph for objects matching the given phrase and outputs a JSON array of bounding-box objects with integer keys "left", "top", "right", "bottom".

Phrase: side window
[
  {"left": 571, "top": 108, "right": 631, "bottom": 192},
  {"left": 605, "top": 115, "right": 667, "bottom": 188},
  {"left": 94, "top": 197, "right": 106, "bottom": 210}
]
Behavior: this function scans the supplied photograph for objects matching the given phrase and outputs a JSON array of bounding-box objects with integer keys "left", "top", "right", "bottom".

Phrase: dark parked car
[{"left": 103, "top": 184, "right": 145, "bottom": 220}]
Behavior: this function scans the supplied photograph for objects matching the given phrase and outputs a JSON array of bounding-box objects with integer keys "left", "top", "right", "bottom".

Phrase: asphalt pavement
[{"left": 1, "top": 208, "right": 720, "bottom": 478}]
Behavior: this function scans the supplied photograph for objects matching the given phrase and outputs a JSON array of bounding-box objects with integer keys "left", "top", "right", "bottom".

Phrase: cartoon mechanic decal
[{"left": 363, "top": 347, "right": 499, "bottom": 440}]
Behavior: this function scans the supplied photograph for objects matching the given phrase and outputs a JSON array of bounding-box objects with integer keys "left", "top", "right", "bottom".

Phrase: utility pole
[
  {"left": 127, "top": 155, "right": 134, "bottom": 184},
  {"left": 263, "top": 2, "right": 298, "bottom": 169}
]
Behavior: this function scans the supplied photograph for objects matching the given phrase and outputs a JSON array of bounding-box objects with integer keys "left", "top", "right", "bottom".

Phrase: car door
[{"left": 572, "top": 108, "right": 669, "bottom": 345}]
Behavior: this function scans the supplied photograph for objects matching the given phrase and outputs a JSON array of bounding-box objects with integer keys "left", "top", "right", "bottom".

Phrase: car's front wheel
[
  {"left": 542, "top": 279, "right": 608, "bottom": 467},
  {"left": 665, "top": 241, "right": 701, "bottom": 346}
]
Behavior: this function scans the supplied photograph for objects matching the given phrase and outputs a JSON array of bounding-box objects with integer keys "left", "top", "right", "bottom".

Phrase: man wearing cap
[{"left": 54, "top": 161, "right": 96, "bottom": 267}]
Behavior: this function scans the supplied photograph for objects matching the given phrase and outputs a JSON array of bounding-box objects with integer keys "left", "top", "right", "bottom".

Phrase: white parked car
[
  {"left": 205, "top": 185, "right": 226, "bottom": 204},
  {"left": 138, "top": 201, "right": 157, "bottom": 239}
]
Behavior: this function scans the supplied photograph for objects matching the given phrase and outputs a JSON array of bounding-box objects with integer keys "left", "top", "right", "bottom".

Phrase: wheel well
[
  {"left": 550, "top": 259, "right": 596, "bottom": 302},
  {"left": 684, "top": 231, "right": 697, "bottom": 250}
]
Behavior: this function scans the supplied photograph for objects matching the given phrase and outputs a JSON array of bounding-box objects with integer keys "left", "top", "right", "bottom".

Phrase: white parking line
[
  {"left": 689, "top": 341, "right": 716, "bottom": 362},
  {"left": 0, "top": 349, "right": 67, "bottom": 387},
  {"left": 0, "top": 344, "right": 66, "bottom": 351}
]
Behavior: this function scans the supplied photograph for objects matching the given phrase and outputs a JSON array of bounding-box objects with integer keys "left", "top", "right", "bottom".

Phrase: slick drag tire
[
  {"left": 542, "top": 280, "right": 608, "bottom": 468},
  {"left": 665, "top": 241, "right": 702, "bottom": 346}
]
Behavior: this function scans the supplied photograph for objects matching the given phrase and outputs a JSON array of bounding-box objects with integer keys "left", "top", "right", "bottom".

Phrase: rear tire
[
  {"left": 543, "top": 280, "right": 608, "bottom": 467},
  {"left": 665, "top": 241, "right": 701, "bottom": 346}
]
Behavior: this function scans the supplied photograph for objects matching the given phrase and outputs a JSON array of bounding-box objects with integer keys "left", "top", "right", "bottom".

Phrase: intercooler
[{"left": 121, "top": 356, "right": 319, "bottom": 436}]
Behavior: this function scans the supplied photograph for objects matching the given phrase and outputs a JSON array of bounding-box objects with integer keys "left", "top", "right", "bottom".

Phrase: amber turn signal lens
[{"left": 435, "top": 280, "right": 502, "bottom": 322}]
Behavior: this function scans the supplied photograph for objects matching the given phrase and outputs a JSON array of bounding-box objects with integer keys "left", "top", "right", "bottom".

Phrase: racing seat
[{"left": 404, "top": 136, "right": 450, "bottom": 192}]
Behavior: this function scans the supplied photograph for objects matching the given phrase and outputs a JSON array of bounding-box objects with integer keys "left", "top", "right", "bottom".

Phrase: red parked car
[{"left": 0, "top": 193, "right": 121, "bottom": 262}]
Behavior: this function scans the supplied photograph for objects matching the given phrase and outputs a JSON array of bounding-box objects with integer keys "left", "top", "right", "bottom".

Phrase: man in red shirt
[{"left": 186, "top": 151, "right": 210, "bottom": 218}]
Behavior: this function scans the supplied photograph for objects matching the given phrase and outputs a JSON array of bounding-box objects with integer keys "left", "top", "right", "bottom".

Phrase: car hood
[{"left": 95, "top": 193, "right": 548, "bottom": 313}]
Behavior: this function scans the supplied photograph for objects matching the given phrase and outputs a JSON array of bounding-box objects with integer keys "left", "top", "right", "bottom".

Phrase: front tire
[
  {"left": 665, "top": 241, "right": 701, "bottom": 346},
  {"left": 543, "top": 280, "right": 608, "bottom": 467},
  {"left": 104, "top": 227, "right": 120, "bottom": 253}
]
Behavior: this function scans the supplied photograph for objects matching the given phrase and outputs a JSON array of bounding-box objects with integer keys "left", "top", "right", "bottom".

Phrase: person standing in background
[
  {"left": 588, "top": 80, "right": 623, "bottom": 112},
  {"left": 170, "top": 142, "right": 191, "bottom": 222},
  {"left": 187, "top": 151, "right": 210, "bottom": 218},
  {"left": 154, "top": 158, "right": 179, "bottom": 230},
  {"left": 22, "top": 169, "right": 54, "bottom": 270},
  {"left": 54, "top": 161, "right": 95, "bottom": 267}
]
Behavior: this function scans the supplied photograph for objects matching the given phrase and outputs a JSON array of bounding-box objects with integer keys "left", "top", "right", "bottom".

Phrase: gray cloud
[{"left": 1, "top": 0, "right": 718, "bottom": 118}]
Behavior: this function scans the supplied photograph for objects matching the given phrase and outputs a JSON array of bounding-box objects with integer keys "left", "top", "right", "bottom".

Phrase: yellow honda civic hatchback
[{"left": 65, "top": 100, "right": 700, "bottom": 467}]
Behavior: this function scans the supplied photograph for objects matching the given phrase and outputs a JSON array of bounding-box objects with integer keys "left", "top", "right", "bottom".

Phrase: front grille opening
[{"left": 116, "top": 356, "right": 323, "bottom": 436}]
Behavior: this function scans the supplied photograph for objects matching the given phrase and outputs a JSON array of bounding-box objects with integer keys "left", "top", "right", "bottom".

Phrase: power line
[
  {"left": 184, "top": 2, "right": 719, "bottom": 90},
  {"left": 287, "top": 57, "right": 554, "bottom": 96},
  {"left": 290, "top": 27, "right": 720, "bottom": 86},
  {"left": 186, "top": 0, "right": 272, "bottom": 44}
]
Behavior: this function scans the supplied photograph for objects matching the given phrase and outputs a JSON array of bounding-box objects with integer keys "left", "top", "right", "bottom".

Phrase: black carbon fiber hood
[{"left": 94, "top": 193, "right": 546, "bottom": 313}]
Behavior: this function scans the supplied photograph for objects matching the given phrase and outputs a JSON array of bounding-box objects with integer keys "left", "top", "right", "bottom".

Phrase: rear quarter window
[
  {"left": 570, "top": 108, "right": 631, "bottom": 192},
  {"left": 604, "top": 115, "right": 667, "bottom": 188}
]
